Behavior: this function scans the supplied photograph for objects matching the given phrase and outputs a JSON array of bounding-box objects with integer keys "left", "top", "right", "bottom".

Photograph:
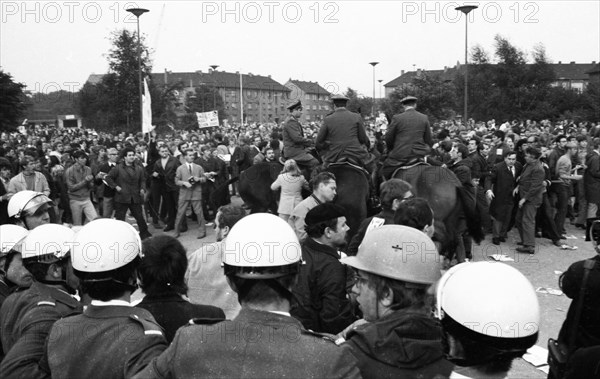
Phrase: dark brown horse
[
  {"left": 237, "top": 162, "right": 283, "bottom": 213},
  {"left": 394, "top": 165, "right": 484, "bottom": 259},
  {"left": 327, "top": 164, "right": 370, "bottom": 240}
]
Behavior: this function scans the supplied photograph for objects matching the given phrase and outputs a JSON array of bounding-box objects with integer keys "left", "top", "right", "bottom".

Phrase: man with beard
[
  {"left": 185, "top": 204, "right": 246, "bottom": 319},
  {"left": 291, "top": 203, "right": 355, "bottom": 334}
]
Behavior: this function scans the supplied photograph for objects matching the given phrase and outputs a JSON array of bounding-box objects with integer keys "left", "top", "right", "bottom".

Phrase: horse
[
  {"left": 393, "top": 164, "right": 484, "bottom": 261},
  {"left": 236, "top": 161, "right": 369, "bottom": 242},
  {"left": 237, "top": 162, "right": 283, "bottom": 213},
  {"left": 327, "top": 164, "right": 370, "bottom": 241}
]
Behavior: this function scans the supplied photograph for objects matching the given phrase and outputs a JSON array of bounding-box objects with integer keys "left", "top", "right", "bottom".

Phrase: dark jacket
[
  {"left": 136, "top": 308, "right": 361, "bottom": 378},
  {"left": 43, "top": 305, "right": 167, "bottom": 379},
  {"left": 558, "top": 256, "right": 600, "bottom": 349},
  {"left": 105, "top": 161, "right": 147, "bottom": 204},
  {"left": 584, "top": 150, "right": 600, "bottom": 204},
  {"left": 152, "top": 156, "right": 180, "bottom": 192},
  {"left": 384, "top": 108, "right": 432, "bottom": 167},
  {"left": 487, "top": 143, "right": 511, "bottom": 167},
  {"left": 347, "top": 209, "right": 395, "bottom": 256},
  {"left": 316, "top": 107, "right": 370, "bottom": 165},
  {"left": 518, "top": 160, "right": 545, "bottom": 206},
  {"left": 291, "top": 238, "right": 356, "bottom": 334},
  {"left": 97, "top": 162, "right": 117, "bottom": 198},
  {"left": 0, "top": 178, "right": 9, "bottom": 225},
  {"left": 282, "top": 116, "right": 314, "bottom": 162},
  {"left": 137, "top": 291, "right": 225, "bottom": 343},
  {"left": 342, "top": 308, "right": 454, "bottom": 379},
  {"left": 485, "top": 161, "right": 523, "bottom": 222},
  {"left": 0, "top": 282, "right": 82, "bottom": 378}
]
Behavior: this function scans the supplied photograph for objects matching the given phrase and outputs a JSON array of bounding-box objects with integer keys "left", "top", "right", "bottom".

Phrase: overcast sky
[{"left": 1, "top": 1, "right": 599, "bottom": 97}]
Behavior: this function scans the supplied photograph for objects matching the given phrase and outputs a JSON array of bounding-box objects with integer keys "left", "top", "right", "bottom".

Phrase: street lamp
[
  {"left": 126, "top": 7, "right": 149, "bottom": 133},
  {"left": 369, "top": 62, "right": 379, "bottom": 117},
  {"left": 378, "top": 79, "right": 383, "bottom": 101},
  {"left": 455, "top": 4, "right": 478, "bottom": 125},
  {"left": 210, "top": 65, "right": 219, "bottom": 109}
]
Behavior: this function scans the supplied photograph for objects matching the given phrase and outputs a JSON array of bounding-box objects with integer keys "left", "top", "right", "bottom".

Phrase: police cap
[{"left": 287, "top": 100, "right": 302, "bottom": 111}]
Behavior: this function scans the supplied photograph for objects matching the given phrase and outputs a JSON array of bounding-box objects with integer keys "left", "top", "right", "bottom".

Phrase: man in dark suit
[
  {"left": 485, "top": 151, "right": 522, "bottom": 245},
  {"left": 316, "top": 95, "right": 370, "bottom": 169},
  {"left": 105, "top": 147, "right": 152, "bottom": 240},
  {"left": 95, "top": 147, "right": 119, "bottom": 218},
  {"left": 515, "top": 147, "right": 546, "bottom": 253},
  {"left": 382, "top": 96, "right": 433, "bottom": 179},
  {"left": 282, "top": 101, "right": 319, "bottom": 170},
  {"left": 152, "top": 145, "right": 180, "bottom": 231},
  {"left": 486, "top": 130, "right": 511, "bottom": 166},
  {"left": 174, "top": 149, "right": 207, "bottom": 239},
  {"left": 137, "top": 235, "right": 225, "bottom": 343}
]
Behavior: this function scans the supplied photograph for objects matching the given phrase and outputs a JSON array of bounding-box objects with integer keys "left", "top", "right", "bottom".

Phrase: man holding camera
[{"left": 173, "top": 149, "right": 207, "bottom": 239}]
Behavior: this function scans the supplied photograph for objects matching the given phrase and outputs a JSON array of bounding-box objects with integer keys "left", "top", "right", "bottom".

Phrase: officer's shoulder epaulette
[
  {"left": 187, "top": 317, "right": 226, "bottom": 326},
  {"left": 129, "top": 312, "right": 164, "bottom": 336}
]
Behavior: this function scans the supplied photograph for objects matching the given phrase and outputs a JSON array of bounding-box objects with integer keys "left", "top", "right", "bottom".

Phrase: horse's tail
[{"left": 456, "top": 185, "right": 485, "bottom": 243}]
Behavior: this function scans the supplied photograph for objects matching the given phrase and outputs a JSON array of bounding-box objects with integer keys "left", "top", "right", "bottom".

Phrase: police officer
[
  {"left": 0, "top": 224, "right": 82, "bottom": 378},
  {"left": 282, "top": 101, "right": 319, "bottom": 170},
  {"left": 435, "top": 262, "right": 540, "bottom": 378},
  {"left": 382, "top": 96, "right": 433, "bottom": 179},
  {"left": 316, "top": 94, "right": 371, "bottom": 169},
  {"left": 136, "top": 213, "right": 360, "bottom": 378},
  {"left": 339, "top": 225, "right": 453, "bottom": 378},
  {"left": 7, "top": 190, "right": 52, "bottom": 230},
  {"left": 0, "top": 224, "right": 29, "bottom": 361},
  {"left": 41, "top": 219, "right": 167, "bottom": 378}
]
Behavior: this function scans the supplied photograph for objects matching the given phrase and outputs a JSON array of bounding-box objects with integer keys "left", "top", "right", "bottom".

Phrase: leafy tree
[
  {"left": 380, "top": 73, "right": 457, "bottom": 123},
  {"left": 181, "top": 85, "right": 227, "bottom": 130},
  {"left": 344, "top": 88, "right": 372, "bottom": 118},
  {"left": 0, "top": 70, "right": 28, "bottom": 131},
  {"left": 78, "top": 29, "right": 153, "bottom": 132}
]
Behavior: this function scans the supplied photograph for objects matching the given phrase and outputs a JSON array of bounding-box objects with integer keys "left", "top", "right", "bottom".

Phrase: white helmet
[
  {"left": 72, "top": 219, "right": 142, "bottom": 273},
  {"left": 18, "top": 224, "right": 75, "bottom": 262},
  {"left": 341, "top": 225, "right": 442, "bottom": 285},
  {"left": 0, "top": 225, "right": 29, "bottom": 256},
  {"left": 223, "top": 213, "right": 301, "bottom": 278},
  {"left": 436, "top": 262, "right": 540, "bottom": 340},
  {"left": 7, "top": 190, "right": 52, "bottom": 219}
]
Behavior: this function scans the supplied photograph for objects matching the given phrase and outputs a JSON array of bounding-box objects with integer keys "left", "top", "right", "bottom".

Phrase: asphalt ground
[{"left": 130, "top": 195, "right": 591, "bottom": 378}]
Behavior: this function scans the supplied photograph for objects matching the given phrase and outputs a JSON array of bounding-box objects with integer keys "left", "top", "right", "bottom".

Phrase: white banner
[
  {"left": 196, "top": 110, "right": 219, "bottom": 129},
  {"left": 142, "top": 78, "right": 155, "bottom": 133}
]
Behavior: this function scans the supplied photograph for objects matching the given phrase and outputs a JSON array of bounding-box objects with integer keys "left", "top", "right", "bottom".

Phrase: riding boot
[{"left": 585, "top": 218, "right": 597, "bottom": 241}]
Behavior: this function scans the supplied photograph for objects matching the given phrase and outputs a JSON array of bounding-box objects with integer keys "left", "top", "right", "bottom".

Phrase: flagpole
[{"left": 239, "top": 70, "right": 243, "bottom": 125}]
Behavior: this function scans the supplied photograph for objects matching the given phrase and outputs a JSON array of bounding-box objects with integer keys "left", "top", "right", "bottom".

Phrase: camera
[{"left": 188, "top": 177, "right": 196, "bottom": 184}]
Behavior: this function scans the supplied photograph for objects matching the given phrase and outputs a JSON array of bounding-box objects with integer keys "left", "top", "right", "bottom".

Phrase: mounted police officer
[
  {"left": 316, "top": 94, "right": 371, "bottom": 171},
  {"left": 382, "top": 96, "right": 433, "bottom": 179},
  {"left": 282, "top": 100, "right": 319, "bottom": 171}
]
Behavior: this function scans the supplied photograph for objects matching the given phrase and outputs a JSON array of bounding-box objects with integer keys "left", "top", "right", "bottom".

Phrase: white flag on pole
[
  {"left": 142, "top": 78, "right": 154, "bottom": 133},
  {"left": 195, "top": 110, "right": 219, "bottom": 129}
]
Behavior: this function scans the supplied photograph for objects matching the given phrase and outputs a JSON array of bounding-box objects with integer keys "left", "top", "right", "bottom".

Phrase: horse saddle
[
  {"left": 328, "top": 160, "right": 369, "bottom": 176},
  {"left": 391, "top": 159, "right": 430, "bottom": 179}
]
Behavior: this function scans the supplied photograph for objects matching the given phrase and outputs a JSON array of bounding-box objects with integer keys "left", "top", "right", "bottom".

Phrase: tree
[
  {"left": 0, "top": 70, "right": 28, "bottom": 131},
  {"left": 78, "top": 29, "right": 153, "bottom": 132},
  {"left": 344, "top": 88, "right": 372, "bottom": 118},
  {"left": 380, "top": 73, "right": 457, "bottom": 123},
  {"left": 181, "top": 85, "right": 227, "bottom": 130}
]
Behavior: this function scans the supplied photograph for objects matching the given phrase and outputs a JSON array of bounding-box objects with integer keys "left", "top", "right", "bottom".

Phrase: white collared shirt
[{"left": 90, "top": 299, "right": 133, "bottom": 307}]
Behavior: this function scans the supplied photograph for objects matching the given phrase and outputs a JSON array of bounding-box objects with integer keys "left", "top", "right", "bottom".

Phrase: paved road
[{"left": 129, "top": 195, "right": 590, "bottom": 377}]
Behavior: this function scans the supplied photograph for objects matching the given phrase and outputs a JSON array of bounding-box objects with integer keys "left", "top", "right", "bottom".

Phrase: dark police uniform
[
  {"left": 282, "top": 101, "right": 318, "bottom": 168},
  {"left": 42, "top": 303, "right": 167, "bottom": 379},
  {"left": 135, "top": 307, "right": 361, "bottom": 378},
  {"left": 0, "top": 282, "right": 82, "bottom": 378}
]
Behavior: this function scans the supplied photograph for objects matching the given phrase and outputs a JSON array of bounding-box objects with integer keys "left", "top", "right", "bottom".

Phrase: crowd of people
[{"left": 0, "top": 95, "right": 599, "bottom": 378}]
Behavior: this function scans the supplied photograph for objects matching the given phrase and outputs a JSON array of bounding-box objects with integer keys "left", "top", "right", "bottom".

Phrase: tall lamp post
[
  {"left": 369, "top": 62, "right": 379, "bottom": 117},
  {"left": 126, "top": 7, "right": 149, "bottom": 133},
  {"left": 378, "top": 79, "right": 383, "bottom": 101},
  {"left": 210, "top": 65, "right": 219, "bottom": 109},
  {"left": 455, "top": 4, "right": 478, "bottom": 124}
]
